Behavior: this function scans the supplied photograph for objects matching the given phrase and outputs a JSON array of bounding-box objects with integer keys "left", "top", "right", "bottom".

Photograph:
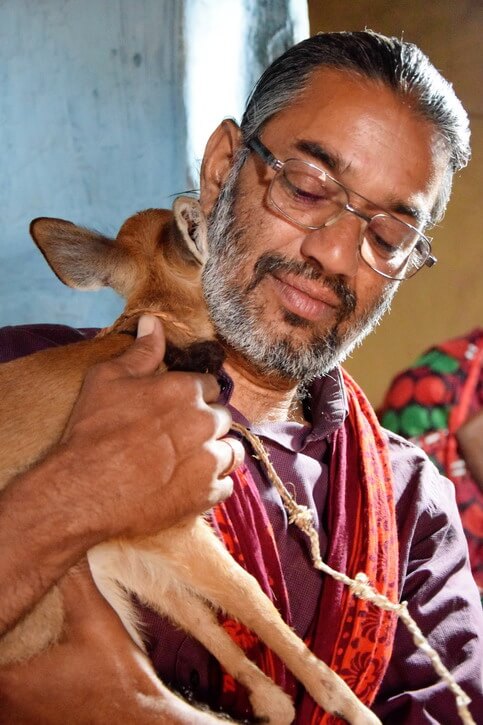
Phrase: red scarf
[{"left": 211, "top": 370, "right": 399, "bottom": 722}]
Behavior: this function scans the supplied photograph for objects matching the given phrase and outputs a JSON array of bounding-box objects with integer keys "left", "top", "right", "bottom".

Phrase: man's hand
[
  {"left": 0, "top": 314, "right": 244, "bottom": 634},
  {"left": 0, "top": 561, "right": 232, "bottom": 724},
  {"left": 58, "top": 314, "right": 243, "bottom": 540}
]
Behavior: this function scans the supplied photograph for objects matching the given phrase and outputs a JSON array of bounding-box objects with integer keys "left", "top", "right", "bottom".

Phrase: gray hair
[{"left": 239, "top": 30, "right": 471, "bottom": 223}]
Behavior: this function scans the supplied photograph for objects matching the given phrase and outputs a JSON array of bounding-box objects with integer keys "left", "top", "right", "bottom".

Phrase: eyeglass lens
[{"left": 270, "top": 159, "right": 429, "bottom": 279}]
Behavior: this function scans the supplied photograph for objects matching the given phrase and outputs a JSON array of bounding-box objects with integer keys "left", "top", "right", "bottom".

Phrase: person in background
[{"left": 379, "top": 328, "right": 483, "bottom": 599}]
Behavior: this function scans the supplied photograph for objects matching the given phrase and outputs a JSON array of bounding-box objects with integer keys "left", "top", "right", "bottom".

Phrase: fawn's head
[{"left": 30, "top": 198, "right": 217, "bottom": 355}]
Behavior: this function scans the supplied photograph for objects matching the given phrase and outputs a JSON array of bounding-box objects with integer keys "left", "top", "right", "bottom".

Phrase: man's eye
[
  {"left": 367, "top": 218, "right": 412, "bottom": 258},
  {"left": 366, "top": 229, "right": 402, "bottom": 258},
  {"left": 292, "top": 187, "right": 325, "bottom": 202},
  {"left": 283, "top": 175, "right": 329, "bottom": 203}
]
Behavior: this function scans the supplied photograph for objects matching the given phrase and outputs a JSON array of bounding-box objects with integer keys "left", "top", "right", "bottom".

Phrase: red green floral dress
[{"left": 379, "top": 329, "right": 483, "bottom": 597}]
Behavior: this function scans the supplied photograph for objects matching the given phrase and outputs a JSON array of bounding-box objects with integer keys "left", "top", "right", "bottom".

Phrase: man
[{"left": 0, "top": 31, "right": 482, "bottom": 723}]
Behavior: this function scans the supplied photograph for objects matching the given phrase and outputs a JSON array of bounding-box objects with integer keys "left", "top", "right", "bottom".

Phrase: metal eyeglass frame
[{"left": 247, "top": 136, "right": 437, "bottom": 281}]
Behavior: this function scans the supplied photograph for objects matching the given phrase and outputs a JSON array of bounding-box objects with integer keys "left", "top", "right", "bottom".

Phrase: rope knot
[
  {"left": 288, "top": 504, "right": 314, "bottom": 528},
  {"left": 349, "top": 572, "right": 374, "bottom": 599}
]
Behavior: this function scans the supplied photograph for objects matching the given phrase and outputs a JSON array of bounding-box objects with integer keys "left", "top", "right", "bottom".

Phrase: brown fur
[{"left": 0, "top": 198, "right": 379, "bottom": 724}]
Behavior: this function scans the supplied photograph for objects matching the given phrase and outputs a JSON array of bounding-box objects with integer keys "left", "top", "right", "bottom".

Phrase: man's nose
[{"left": 299, "top": 212, "right": 362, "bottom": 278}]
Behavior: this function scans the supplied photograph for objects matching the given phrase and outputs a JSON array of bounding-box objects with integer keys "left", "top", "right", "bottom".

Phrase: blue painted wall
[
  {"left": 1, "top": 0, "right": 309, "bottom": 329},
  {"left": 1, "top": 0, "right": 188, "bottom": 327}
]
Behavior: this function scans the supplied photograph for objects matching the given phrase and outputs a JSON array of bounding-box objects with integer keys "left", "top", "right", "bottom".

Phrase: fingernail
[{"left": 137, "top": 314, "right": 156, "bottom": 338}]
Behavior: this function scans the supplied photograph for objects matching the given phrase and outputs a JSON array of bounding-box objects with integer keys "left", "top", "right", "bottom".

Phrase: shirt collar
[{"left": 218, "top": 366, "right": 348, "bottom": 451}]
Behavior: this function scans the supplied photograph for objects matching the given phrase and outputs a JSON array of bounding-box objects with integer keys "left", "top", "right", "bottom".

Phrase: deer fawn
[{"left": 0, "top": 197, "right": 379, "bottom": 725}]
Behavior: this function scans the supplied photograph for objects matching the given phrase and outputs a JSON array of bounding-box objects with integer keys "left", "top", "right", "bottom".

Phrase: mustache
[{"left": 246, "top": 253, "right": 357, "bottom": 322}]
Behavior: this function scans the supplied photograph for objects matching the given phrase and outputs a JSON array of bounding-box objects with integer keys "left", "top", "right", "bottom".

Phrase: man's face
[{"left": 202, "top": 68, "right": 448, "bottom": 384}]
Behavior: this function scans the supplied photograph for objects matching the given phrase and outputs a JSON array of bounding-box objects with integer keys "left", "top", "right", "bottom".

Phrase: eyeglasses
[{"left": 247, "top": 137, "right": 437, "bottom": 281}]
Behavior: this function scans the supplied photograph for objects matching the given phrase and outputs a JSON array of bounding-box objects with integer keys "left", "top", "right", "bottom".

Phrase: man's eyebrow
[
  {"left": 293, "top": 139, "right": 428, "bottom": 225},
  {"left": 294, "top": 139, "right": 343, "bottom": 173},
  {"left": 388, "top": 201, "right": 427, "bottom": 225}
]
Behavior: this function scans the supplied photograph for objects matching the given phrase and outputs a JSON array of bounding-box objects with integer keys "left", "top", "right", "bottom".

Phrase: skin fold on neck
[{"left": 223, "top": 354, "right": 308, "bottom": 425}]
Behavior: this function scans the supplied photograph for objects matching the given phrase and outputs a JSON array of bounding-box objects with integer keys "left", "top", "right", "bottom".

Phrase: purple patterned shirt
[{"left": 1, "top": 324, "right": 482, "bottom": 723}]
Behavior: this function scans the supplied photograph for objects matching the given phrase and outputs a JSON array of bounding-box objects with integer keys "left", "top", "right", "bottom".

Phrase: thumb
[{"left": 116, "top": 314, "right": 166, "bottom": 378}]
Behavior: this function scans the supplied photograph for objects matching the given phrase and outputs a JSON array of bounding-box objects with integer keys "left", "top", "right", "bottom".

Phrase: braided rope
[{"left": 231, "top": 422, "right": 475, "bottom": 725}]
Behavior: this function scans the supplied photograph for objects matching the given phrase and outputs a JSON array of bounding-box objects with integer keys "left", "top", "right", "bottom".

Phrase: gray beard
[{"left": 202, "top": 162, "right": 397, "bottom": 384}]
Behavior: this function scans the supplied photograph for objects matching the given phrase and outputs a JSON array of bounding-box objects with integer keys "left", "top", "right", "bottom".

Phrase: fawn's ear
[
  {"left": 172, "top": 196, "right": 209, "bottom": 266},
  {"left": 30, "top": 217, "right": 133, "bottom": 292}
]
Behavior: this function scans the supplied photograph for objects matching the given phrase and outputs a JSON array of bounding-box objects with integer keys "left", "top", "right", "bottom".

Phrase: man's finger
[
  {"left": 209, "top": 403, "right": 233, "bottom": 438},
  {"left": 114, "top": 315, "right": 166, "bottom": 378},
  {"left": 216, "top": 437, "right": 245, "bottom": 478}
]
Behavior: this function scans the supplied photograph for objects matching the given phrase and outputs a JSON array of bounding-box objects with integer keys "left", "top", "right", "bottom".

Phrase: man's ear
[{"left": 199, "top": 119, "right": 243, "bottom": 216}]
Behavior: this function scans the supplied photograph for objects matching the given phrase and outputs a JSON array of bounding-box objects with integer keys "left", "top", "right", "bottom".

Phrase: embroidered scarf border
[{"left": 212, "top": 369, "right": 399, "bottom": 722}]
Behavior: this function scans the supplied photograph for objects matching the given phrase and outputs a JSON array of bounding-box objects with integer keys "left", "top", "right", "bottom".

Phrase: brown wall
[{"left": 308, "top": 0, "right": 482, "bottom": 407}]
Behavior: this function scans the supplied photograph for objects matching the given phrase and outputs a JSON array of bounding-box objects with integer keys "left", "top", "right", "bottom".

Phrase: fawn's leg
[
  {"left": 160, "top": 521, "right": 380, "bottom": 725},
  {"left": 143, "top": 584, "right": 296, "bottom": 725},
  {"left": 88, "top": 544, "right": 147, "bottom": 651},
  {"left": 90, "top": 538, "right": 294, "bottom": 722},
  {"left": 88, "top": 544, "right": 239, "bottom": 725}
]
